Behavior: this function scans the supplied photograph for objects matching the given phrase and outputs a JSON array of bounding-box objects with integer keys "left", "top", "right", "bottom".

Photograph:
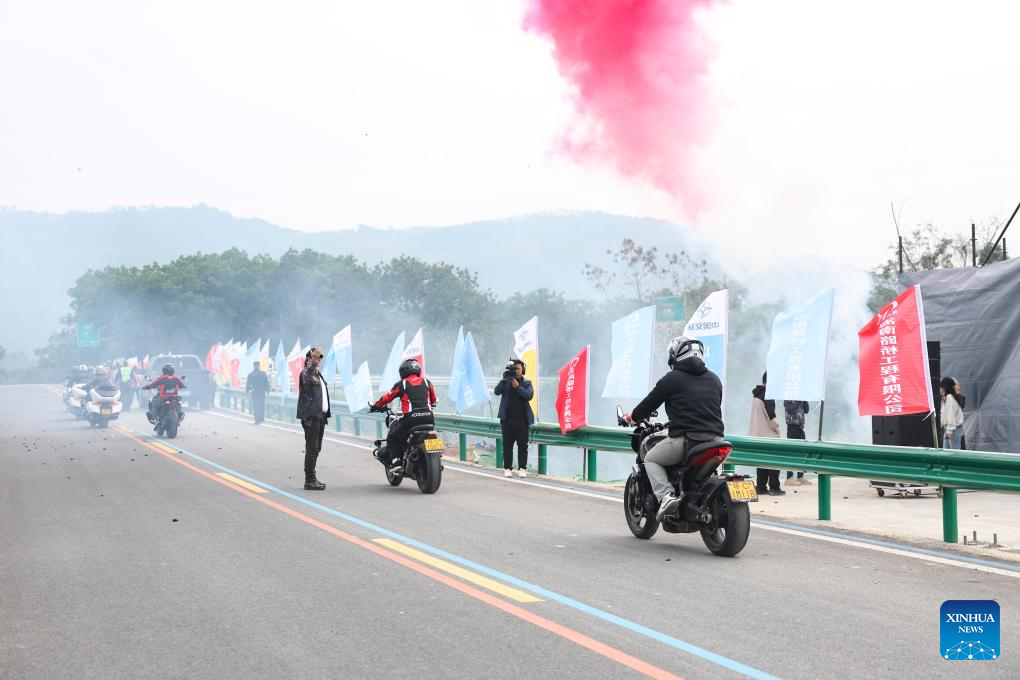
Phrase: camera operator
[{"left": 494, "top": 359, "right": 534, "bottom": 478}]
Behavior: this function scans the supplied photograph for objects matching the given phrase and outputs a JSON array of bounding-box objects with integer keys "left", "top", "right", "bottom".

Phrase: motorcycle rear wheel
[
  {"left": 624, "top": 473, "right": 659, "bottom": 539},
  {"left": 700, "top": 493, "right": 750, "bottom": 557},
  {"left": 416, "top": 451, "right": 442, "bottom": 494},
  {"left": 164, "top": 411, "right": 179, "bottom": 439}
]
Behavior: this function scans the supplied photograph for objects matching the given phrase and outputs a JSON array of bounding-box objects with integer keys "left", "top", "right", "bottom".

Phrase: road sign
[
  {"left": 653, "top": 296, "right": 685, "bottom": 323},
  {"left": 76, "top": 323, "right": 101, "bottom": 348}
]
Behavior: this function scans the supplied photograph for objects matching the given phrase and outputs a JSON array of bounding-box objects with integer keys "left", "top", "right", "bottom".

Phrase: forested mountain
[{"left": 0, "top": 206, "right": 711, "bottom": 352}]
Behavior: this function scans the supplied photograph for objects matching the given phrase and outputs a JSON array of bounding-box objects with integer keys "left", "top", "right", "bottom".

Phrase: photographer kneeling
[{"left": 494, "top": 359, "right": 535, "bottom": 478}]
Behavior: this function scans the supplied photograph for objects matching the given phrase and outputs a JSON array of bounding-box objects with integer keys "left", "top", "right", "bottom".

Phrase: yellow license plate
[
  {"left": 726, "top": 480, "right": 758, "bottom": 501},
  {"left": 423, "top": 438, "right": 444, "bottom": 452}
]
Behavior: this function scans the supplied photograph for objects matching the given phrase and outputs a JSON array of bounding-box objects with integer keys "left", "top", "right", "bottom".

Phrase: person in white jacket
[{"left": 939, "top": 377, "right": 965, "bottom": 449}]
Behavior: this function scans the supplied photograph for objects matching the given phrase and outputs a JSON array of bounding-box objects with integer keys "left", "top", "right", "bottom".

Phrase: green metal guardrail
[{"left": 215, "top": 388, "right": 1020, "bottom": 544}]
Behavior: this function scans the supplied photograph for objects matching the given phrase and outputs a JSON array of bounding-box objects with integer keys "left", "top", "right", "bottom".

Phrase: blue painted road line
[{"left": 128, "top": 426, "right": 779, "bottom": 680}]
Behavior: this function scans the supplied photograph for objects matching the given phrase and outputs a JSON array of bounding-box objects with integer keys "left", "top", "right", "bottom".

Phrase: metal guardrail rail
[{"left": 215, "top": 388, "right": 1020, "bottom": 544}]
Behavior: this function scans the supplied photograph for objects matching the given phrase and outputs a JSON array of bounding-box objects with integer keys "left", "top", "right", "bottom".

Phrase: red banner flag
[
  {"left": 205, "top": 343, "right": 220, "bottom": 373},
  {"left": 555, "top": 345, "right": 590, "bottom": 434},
  {"left": 858, "top": 285, "right": 934, "bottom": 416}
]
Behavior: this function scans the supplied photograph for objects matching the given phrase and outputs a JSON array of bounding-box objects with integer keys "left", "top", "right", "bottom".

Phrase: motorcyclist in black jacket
[{"left": 626, "top": 336, "right": 724, "bottom": 521}]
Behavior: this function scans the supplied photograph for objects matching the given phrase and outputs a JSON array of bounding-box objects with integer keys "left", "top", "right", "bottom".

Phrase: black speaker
[{"left": 871, "top": 341, "right": 941, "bottom": 447}]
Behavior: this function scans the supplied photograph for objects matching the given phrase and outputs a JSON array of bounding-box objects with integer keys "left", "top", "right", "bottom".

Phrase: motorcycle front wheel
[
  {"left": 700, "top": 493, "right": 750, "bottom": 557},
  {"left": 416, "top": 451, "right": 442, "bottom": 494},
  {"left": 624, "top": 473, "right": 659, "bottom": 539}
]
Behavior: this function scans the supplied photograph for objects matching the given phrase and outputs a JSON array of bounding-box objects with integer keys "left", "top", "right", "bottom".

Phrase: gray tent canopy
[{"left": 903, "top": 258, "right": 1020, "bottom": 452}]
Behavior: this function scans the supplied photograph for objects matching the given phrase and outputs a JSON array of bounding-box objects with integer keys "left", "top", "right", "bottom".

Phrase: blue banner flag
[
  {"left": 379, "top": 331, "right": 406, "bottom": 392},
  {"left": 448, "top": 327, "right": 466, "bottom": 403},
  {"left": 243, "top": 338, "right": 261, "bottom": 374},
  {"left": 602, "top": 305, "right": 657, "bottom": 398},
  {"left": 685, "top": 290, "right": 729, "bottom": 390},
  {"left": 319, "top": 347, "right": 337, "bottom": 389},
  {"left": 454, "top": 332, "right": 490, "bottom": 413},
  {"left": 275, "top": 340, "right": 289, "bottom": 396},
  {"left": 765, "top": 288, "right": 836, "bottom": 402},
  {"left": 344, "top": 361, "right": 375, "bottom": 413}
]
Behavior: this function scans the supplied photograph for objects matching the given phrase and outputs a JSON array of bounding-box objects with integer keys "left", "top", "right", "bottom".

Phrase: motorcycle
[
  {"left": 84, "top": 383, "right": 123, "bottom": 428},
  {"left": 368, "top": 404, "right": 444, "bottom": 494},
  {"left": 148, "top": 395, "right": 183, "bottom": 439},
  {"left": 617, "top": 406, "right": 756, "bottom": 557},
  {"left": 66, "top": 383, "right": 88, "bottom": 419}
]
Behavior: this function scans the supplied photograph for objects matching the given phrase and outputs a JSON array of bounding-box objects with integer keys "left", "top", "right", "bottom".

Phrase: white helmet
[{"left": 667, "top": 336, "right": 704, "bottom": 368}]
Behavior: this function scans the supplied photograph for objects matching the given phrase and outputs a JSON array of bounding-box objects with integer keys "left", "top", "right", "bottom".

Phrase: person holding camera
[
  {"left": 494, "top": 359, "right": 535, "bottom": 478},
  {"left": 296, "top": 347, "right": 331, "bottom": 490}
]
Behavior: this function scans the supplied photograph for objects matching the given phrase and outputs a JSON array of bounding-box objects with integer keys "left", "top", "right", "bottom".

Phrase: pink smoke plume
[{"left": 524, "top": 0, "right": 719, "bottom": 209}]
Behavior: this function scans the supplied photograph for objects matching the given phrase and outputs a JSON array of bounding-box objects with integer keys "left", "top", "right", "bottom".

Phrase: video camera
[{"left": 502, "top": 360, "right": 519, "bottom": 381}]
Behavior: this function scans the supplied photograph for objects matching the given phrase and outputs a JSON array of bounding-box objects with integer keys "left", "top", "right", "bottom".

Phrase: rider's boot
[
  {"left": 656, "top": 491, "right": 681, "bottom": 522},
  {"left": 303, "top": 453, "right": 325, "bottom": 490}
]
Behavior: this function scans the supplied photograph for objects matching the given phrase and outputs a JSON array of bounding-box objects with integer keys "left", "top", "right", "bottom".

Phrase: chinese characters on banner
[
  {"left": 555, "top": 345, "right": 590, "bottom": 434},
  {"left": 857, "top": 285, "right": 934, "bottom": 416},
  {"left": 764, "top": 289, "right": 835, "bottom": 402},
  {"left": 602, "top": 305, "right": 656, "bottom": 398}
]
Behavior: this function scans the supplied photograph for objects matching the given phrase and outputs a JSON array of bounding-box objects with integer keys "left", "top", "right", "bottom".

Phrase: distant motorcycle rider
[
  {"left": 370, "top": 359, "right": 437, "bottom": 470},
  {"left": 144, "top": 363, "right": 186, "bottom": 425},
  {"left": 626, "top": 336, "right": 724, "bottom": 522}
]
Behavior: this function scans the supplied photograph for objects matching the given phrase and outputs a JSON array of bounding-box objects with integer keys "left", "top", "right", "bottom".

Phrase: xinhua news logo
[{"left": 941, "top": 600, "right": 999, "bottom": 660}]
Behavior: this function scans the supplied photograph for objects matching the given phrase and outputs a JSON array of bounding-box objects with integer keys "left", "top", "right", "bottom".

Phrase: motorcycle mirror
[{"left": 616, "top": 405, "right": 624, "bottom": 419}]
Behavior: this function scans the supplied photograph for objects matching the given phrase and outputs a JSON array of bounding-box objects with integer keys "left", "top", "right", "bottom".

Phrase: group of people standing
[
  {"left": 750, "top": 371, "right": 970, "bottom": 496},
  {"left": 748, "top": 372, "right": 814, "bottom": 496}
]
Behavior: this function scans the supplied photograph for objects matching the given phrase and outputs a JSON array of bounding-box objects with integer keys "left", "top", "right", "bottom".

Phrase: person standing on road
[
  {"left": 783, "top": 400, "right": 811, "bottom": 486},
  {"left": 117, "top": 362, "right": 135, "bottom": 412},
  {"left": 245, "top": 361, "right": 270, "bottom": 425},
  {"left": 940, "top": 376, "right": 965, "bottom": 449},
  {"left": 297, "top": 347, "right": 330, "bottom": 490},
  {"left": 750, "top": 372, "right": 783, "bottom": 495},
  {"left": 494, "top": 359, "right": 534, "bottom": 478}
]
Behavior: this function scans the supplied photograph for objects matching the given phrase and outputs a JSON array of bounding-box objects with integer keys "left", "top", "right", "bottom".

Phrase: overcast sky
[{"left": 2, "top": 1, "right": 1019, "bottom": 269}]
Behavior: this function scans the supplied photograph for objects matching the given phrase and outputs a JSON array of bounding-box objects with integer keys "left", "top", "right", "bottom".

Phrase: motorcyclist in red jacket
[{"left": 144, "top": 363, "right": 187, "bottom": 425}]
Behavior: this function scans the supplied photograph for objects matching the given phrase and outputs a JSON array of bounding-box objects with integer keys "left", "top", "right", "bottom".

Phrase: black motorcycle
[
  {"left": 149, "top": 395, "right": 183, "bottom": 439},
  {"left": 617, "top": 406, "right": 756, "bottom": 556},
  {"left": 368, "top": 405, "right": 444, "bottom": 494}
]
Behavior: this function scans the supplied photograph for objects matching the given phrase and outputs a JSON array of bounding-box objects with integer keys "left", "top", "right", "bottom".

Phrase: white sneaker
[
  {"left": 504, "top": 469, "right": 513, "bottom": 478},
  {"left": 517, "top": 469, "right": 528, "bottom": 478}
]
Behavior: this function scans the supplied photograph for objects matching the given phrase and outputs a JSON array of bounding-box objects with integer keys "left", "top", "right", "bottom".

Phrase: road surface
[{"left": 2, "top": 385, "right": 1016, "bottom": 679}]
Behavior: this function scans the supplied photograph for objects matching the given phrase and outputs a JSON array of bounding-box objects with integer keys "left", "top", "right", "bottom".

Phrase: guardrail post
[
  {"left": 353, "top": 417, "right": 362, "bottom": 437},
  {"left": 586, "top": 449, "right": 597, "bottom": 482},
  {"left": 459, "top": 433, "right": 467, "bottom": 462},
  {"left": 818, "top": 474, "right": 832, "bottom": 521},
  {"left": 942, "top": 487, "right": 959, "bottom": 543},
  {"left": 538, "top": 444, "right": 548, "bottom": 476},
  {"left": 376, "top": 420, "right": 384, "bottom": 440},
  {"left": 335, "top": 415, "right": 342, "bottom": 432},
  {"left": 495, "top": 438, "right": 504, "bottom": 470}
]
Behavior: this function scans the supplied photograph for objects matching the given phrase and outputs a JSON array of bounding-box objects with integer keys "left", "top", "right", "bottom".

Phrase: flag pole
[
  {"left": 816, "top": 400, "right": 825, "bottom": 441},
  {"left": 930, "top": 411, "right": 940, "bottom": 448}
]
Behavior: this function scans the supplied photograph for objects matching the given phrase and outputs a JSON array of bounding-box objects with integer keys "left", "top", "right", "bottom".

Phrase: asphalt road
[{"left": 2, "top": 384, "right": 1017, "bottom": 680}]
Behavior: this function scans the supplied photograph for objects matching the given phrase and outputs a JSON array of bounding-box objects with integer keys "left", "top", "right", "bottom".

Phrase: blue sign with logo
[{"left": 941, "top": 600, "right": 999, "bottom": 660}]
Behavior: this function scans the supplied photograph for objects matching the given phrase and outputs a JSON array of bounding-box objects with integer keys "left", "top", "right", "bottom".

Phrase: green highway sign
[
  {"left": 653, "top": 296, "right": 685, "bottom": 323},
  {"left": 76, "top": 323, "right": 101, "bottom": 348}
]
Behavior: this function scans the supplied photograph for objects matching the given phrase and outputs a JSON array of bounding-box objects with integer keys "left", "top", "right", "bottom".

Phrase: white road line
[
  {"left": 204, "top": 409, "right": 374, "bottom": 449},
  {"left": 753, "top": 524, "right": 1020, "bottom": 579},
  {"left": 203, "top": 407, "right": 1019, "bottom": 579}
]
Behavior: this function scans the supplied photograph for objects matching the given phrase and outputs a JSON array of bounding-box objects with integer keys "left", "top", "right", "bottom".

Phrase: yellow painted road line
[
  {"left": 373, "top": 538, "right": 542, "bottom": 603},
  {"left": 215, "top": 472, "right": 268, "bottom": 494}
]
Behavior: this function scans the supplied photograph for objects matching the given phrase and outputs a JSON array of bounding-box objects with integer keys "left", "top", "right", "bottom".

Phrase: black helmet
[
  {"left": 399, "top": 358, "right": 421, "bottom": 379},
  {"left": 667, "top": 335, "right": 704, "bottom": 368},
  {"left": 162, "top": 363, "right": 175, "bottom": 376}
]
